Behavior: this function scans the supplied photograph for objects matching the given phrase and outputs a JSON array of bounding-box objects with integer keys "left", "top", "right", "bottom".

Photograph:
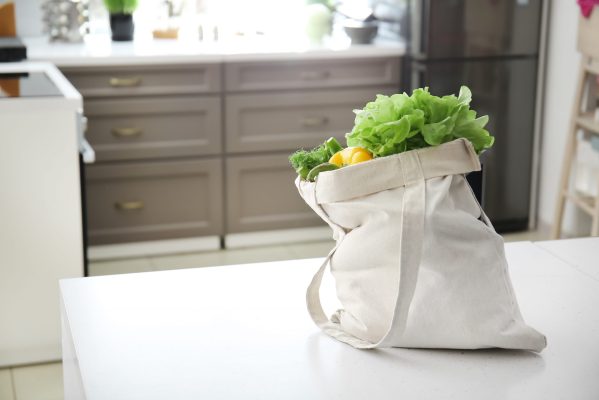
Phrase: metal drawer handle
[
  {"left": 114, "top": 201, "right": 145, "bottom": 211},
  {"left": 301, "top": 116, "right": 329, "bottom": 127},
  {"left": 300, "top": 70, "right": 330, "bottom": 80},
  {"left": 109, "top": 77, "right": 142, "bottom": 87},
  {"left": 111, "top": 127, "right": 143, "bottom": 137}
]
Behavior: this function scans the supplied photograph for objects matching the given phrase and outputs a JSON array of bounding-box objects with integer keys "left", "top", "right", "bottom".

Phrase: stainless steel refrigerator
[{"left": 405, "top": 0, "right": 543, "bottom": 232}]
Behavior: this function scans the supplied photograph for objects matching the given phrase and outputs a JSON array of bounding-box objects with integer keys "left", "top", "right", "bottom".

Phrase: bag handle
[{"left": 305, "top": 151, "right": 426, "bottom": 349}]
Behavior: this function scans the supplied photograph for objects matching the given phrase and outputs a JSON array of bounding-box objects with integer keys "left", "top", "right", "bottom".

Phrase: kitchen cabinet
[
  {"left": 61, "top": 55, "right": 401, "bottom": 246},
  {"left": 62, "top": 63, "right": 223, "bottom": 246},
  {"left": 223, "top": 58, "right": 400, "bottom": 238},
  {"left": 225, "top": 87, "right": 395, "bottom": 153},
  {"left": 61, "top": 64, "right": 221, "bottom": 97},
  {"left": 224, "top": 57, "right": 400, "bottom": 92},
  {"left": 84, "top": 95, "right": 221, "bottom": 161},
  {"left": 225, "top": 154, "right": 321, "bottom": 233},
  {"left": 86, "top": 158, "right": 223, "bottom": 244}
]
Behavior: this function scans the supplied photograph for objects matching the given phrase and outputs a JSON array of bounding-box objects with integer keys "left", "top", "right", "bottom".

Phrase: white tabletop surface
[
  {"left": 24, "top": 35, "right": 406, "bottom": 67},
  {"left": 535, "top": 237, "right": 599, "bottom": 281},
  {"left": 59, "top": 240, "right": 599, "bottom": 400}
]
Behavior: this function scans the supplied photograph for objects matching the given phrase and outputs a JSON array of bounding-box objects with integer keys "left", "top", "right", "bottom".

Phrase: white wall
[
  {"left": 537, "top": 0, "right": 590, "bottom": 236},
  {"left": 11, "top": 0, "right": 43, "bottom": 36}
]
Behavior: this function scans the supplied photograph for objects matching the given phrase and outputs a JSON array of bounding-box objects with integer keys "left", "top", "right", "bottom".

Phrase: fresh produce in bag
[{"left": 290, "top": 86, "right": 546, "bottom": 351}]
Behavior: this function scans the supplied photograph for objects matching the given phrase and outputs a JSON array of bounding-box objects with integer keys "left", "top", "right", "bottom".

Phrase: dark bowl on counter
[{"left": 343, "top": 22, "right": 378, "bottom": 44}]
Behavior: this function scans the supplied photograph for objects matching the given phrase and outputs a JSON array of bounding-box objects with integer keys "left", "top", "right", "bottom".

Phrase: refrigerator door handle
[
  {"left": 410, "top": 0, "right": 430, "bottom": 59},
  {"left": 411, "top": 62, "right": 426, "bottom": 90}
]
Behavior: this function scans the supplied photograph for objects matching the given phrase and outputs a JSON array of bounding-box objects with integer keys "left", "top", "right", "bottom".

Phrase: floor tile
[
  {"left": 221, "top": 245, "right": 294, "bottom": 265},
  {"left": 88, "top": 257, "right": 153, "bottom": 276},
  {"left": 286, "top": 240, "right": 336, "bottom": 259},
  {"left": 11, "top": 363, "right": 62, "bottom": 400},
  {"left": 149, "top": 251, "right": 225, "bottom": 271},
  {"left": 0, "top": 369, "right": 14, "bottom": 400}
]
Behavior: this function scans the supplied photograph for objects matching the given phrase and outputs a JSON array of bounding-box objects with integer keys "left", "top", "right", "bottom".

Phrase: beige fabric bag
[{"left": 296, "top": 139, "right": 546, "bottom": 351}]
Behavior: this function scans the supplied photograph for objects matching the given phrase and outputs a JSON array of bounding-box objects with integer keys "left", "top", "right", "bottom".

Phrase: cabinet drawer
[
  {"left": 225, "top": 57, "right": 400, "bottom": 92},
  {"left": 225, "top": 86, "right": 397, "bottom": 153},
  {"left": 226, "top": 154, "right": 323, "bottom": 233},
  {"left": 86, "top": 159, "right": 223, "bottom": 245},
  {"left": 61, "top": 64, "right": 221, "bottom": 97},
  {"left": 85, "top": 96, "right": 221, "bottom": 161}
]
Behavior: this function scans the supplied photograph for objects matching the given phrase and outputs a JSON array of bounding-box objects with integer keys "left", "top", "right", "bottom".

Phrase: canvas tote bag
[{"left": 296, "top": 138, "right": 546, "bottom": 351}]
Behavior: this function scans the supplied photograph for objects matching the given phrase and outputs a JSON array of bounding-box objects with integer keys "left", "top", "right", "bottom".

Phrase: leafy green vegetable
[
  {"left": 306, "top": 162, "right": 339, "bottom": 181},
  {"left": 346, "top": 86, "right": 494, "bottom": 156},
  {"left": 289, "top": 137, "right": 342, "bottom": 181}
]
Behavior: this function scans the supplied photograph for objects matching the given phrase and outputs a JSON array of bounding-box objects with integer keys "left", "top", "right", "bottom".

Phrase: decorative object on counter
[
  {"left": 197, "top": 23, "right": 219, "bottom": 42},
  {"left": 336, "top": 1, "right": 379, "bottom": 44},
  {"left": 342, "top": 20, "right": 378, "bottom": 44},
  {"left": 152, "top": 27, "right": 178, "bottom": 39},
  {"left": 304, "top": 0, "right": 334, "bottom": 44},
  {"left": 290, "top": 87, "right": 545, "bottom": 352},
  {"left": 103, "top": 0, "right": 138, "bottom": 41},
  {"left": 0, "top": 2, "right": 16, "bottom": 37},
  {"left": 152, "top": 0, "right": 183, "bottom": 40},
  {"left": 41, "top": 0, "right": 90, "bottom": 42}
]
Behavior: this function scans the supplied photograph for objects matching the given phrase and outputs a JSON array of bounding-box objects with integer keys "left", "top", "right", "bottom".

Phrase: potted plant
[
  {"left": 304, "top": 0, "right": 334, "bottom": 44},
  {"left": 103, "top": 0, "right": 138, "bottom": 41}
]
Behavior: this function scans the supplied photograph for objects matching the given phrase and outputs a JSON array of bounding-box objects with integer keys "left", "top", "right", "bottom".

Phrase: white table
[
  {"left": 536, "top": 237, "right": 599, "bottom": 281},
  {"left": 60, "top": 240, "right": 599, "bottom": 400}
]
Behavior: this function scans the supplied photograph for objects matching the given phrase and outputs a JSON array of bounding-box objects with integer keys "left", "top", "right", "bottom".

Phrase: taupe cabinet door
[
  {"left": 225, "top": 57, "right": 400, "bottom": 92},
  {"left": 86, "top": 158, "right": 223, "bottom": 244},
  {"left": 85, "top": 96, "right": 221, "bottom": 161},
  {"left": 62, "top": 64, "right": 221, "bottom": 97},
  {"left": 226, "top": 154, "right": 323, "bottom": 233},
  {"left": 225, "top": 87, "right": 398, "bottom": 153}
]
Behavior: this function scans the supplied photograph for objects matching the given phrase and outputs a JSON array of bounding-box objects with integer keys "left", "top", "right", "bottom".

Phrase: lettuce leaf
[{"left": 346, "top": 86, "right": 494, "bottom": 155}]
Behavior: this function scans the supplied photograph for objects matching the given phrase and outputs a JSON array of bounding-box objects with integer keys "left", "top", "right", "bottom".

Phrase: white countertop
[
  {"left": 59, "top": 239, "right": 599, "bottom": 400},
  {"left": 24, "top": 35, "right": 406, "bottom": 67},
  {"left": 0, "top": 62, "right": 93, "bottom": 161},
  {"left": 0, "top": 62, "right": 81, "bottom": 111}
]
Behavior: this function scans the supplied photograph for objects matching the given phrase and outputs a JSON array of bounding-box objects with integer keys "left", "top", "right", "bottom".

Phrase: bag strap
[{"left": 305, "top": 150, "right": 426, "bottom": 349}]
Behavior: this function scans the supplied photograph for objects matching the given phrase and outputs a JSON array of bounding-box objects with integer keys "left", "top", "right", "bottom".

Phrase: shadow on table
[{"left": 305, "top": 333, "right": 545, "bottom": 399}]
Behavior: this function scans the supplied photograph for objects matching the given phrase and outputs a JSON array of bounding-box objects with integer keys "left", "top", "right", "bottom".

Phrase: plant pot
[{"left": 109, "top": 13, "right": 134, "bottom": 41}]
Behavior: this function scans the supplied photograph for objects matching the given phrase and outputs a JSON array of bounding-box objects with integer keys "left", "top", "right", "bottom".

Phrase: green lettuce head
[{"left": 346, "top": 86, "right": 494, "bottom": 156}]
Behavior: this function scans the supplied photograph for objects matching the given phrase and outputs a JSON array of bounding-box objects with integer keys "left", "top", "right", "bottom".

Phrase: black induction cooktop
[
  {"left": 0, "top": 71, "right": 63, "bottom": 98},
  {"left": 0, "top": 37, "right": 27, "bottom": 62}
]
